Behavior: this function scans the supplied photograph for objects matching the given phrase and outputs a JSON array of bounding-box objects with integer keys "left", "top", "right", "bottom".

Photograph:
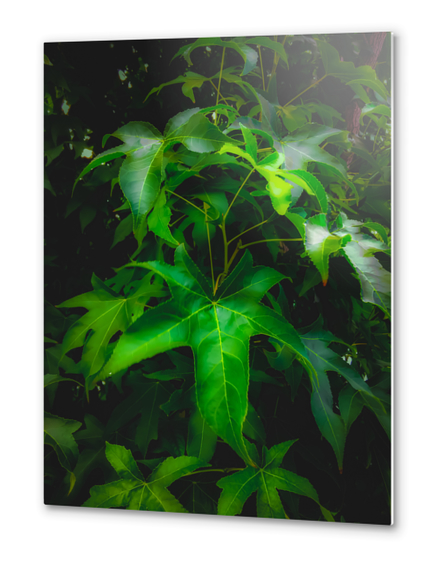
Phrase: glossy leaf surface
[{"left": 99, "top": 245, "right": 313, "bottom": 466}]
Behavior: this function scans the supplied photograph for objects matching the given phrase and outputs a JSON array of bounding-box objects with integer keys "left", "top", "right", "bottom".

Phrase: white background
[{"left": 2, "top": 2, "right": 431, "bottom": 560}]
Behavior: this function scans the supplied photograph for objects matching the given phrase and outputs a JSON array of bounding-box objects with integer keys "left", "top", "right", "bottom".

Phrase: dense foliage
[{"left": 44, "top": 33, "right": 391, "bottom": 524}]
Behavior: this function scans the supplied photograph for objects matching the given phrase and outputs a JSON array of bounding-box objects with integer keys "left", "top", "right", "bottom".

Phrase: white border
[{"left": 2, "top": 2, "right": 431, "bottom": 561}]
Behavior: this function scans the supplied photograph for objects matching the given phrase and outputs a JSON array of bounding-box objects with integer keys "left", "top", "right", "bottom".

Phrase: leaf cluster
[{"left": 44, "top": 33, "right": 391, "bottom": 524}]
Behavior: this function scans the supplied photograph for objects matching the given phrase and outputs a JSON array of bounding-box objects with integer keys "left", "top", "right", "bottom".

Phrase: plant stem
[
  {"left": 258, "top": 46, "right": 265, "bottom": 90},
  {"left": 215, "top": 47, "right": 226, "bottom": 124},
  {"left": 258, "top": 45, "right": 265, "bottom": 122},
  {"left": 204, "top": 202, "right": 215, "bottom": 293},
  {"left": 213, "top": 272, "right": 224, "bottom": 295},
  {"left": 364, "top": 117, "right": 373, "bottom": 135},
  {"left": 267, "top": 35, "right": 287, "bottom": 90},
  {"left": 283, "top": 74, "right": 327, "bottom": 107},
  {"left": 239, "top": 238, "right": 302, "bottom": 249},
  {"left": 191, "top": 467, "right": 244, "bottom": 476},
  {"left": 222, "top": 220, "right": 228, "bottom": 273},
  {"left": 169, "top": 215, "right": 184, "bottom": 228},
  {"left": 226, "top": 239, "right": 242, "bottom": 271},
  {"left": 165, "top": 189, "right": 207, "bottom": 216},
  {"left": 373, "top": 126, "right": 382, "bottom": 152},
  {"left": 209, "top": 80, "right": 230, "bottom": 106},
  {"left": 214, "top": 169, "right": 255, "bottom": 293},
  {"left": 228, "top": 218, "right": 269, "bottom": 245},
  {"left": 225, "top": 168, "right": 255, "bottom": 221}
]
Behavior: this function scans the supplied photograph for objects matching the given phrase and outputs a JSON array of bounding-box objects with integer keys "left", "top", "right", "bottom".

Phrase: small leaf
[
  {"left": 305, "top": 214, "right": 351, "bottom": 286},
  {"left": 217, "top": 440, "right": 332, "bottom": 519},
  {"left": 84, "top": 443, "right": 208, "bottom": 512},
  {"left": 44, "top": 412, "right": 81, "bottom": 474},
  {"left": 148, "top": 189, "right": 180, "bottom": 246}
]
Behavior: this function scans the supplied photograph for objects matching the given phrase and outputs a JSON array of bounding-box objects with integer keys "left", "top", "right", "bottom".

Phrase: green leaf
[
  {"left": 279, "top": 124, "right": 347, "bottom": 175},
  {"left": 305, "top": 214, "right": 351, "bottom": 286},
  {"left": 338, "top": 385, "right": 365, "bottom": 434},
  {"left": 145, "top": 72, "right": 207, "bottom": 103},
  {"left": 106, "top": 378, "right": 170, "bottom": 457},
  {"left": 245, "top": 37, "right": 289, "bottom": 68},
  {"left": 173, "top": 38, "right": 258, "bottom": 76},
  {"left": 119, "top": 142, "right": 164, "bottom": 238},
  {"left": 283, "top": 170, "right": 328, "bottom": 213},
  {"left": 257, "top": 93, "right": 283, "bottom": 137},
  {"left": 83, "top": 443, "right": 208, "bottom": 512},
  {"left": 148, "top": 188, "right": 180, "bottom": 246},
  {"left": 316, "top": 40, "right": 389, "bottom": 100},
  {"left": 310, "top": 368, "right": 346, "bottom": 472},
  {"left": 110, "top": 214, "right": 133, "bottom": 250},
  {"left": 98, "top": 246, "right": 313, "bottom": 466},
  {"left": 243, "top": 402, "right": 266, "bottom": 445},
  {"left": 105, "top": 441, "right": 143, "bottom": 481},
  {"left": 362, "top": 222, "right": 389, "bottom": 246},
  {"left": 73, "top": 121, "right": 163, "bottom": 194},
  {"left": 337, "top": 216, "right": 391, "bottom": 313},
  {"left": 168, "top": 112, "right": 240, "bottom": 153},
  {"left": 44, "top": 374, "right": 83, "bottom": 388},
  {"left": 239, "top": 122, "right": 258, "bottom": 162},
  {"left": 298, "top": 267, "right": 322, "bottom": 297},
  {"left": 58, "top": 273, "right": 164, "bottom": 383},
  {"left": 217, "top": 440, "right": 332, "bottom": 519},
  {"left": 264, "top": 168, "right": 328, "bottom": 216},
  {"left": 44, "top": 412, "right": 81, "bottom": 490},
  {"left": 285, "top": 211, "right": 306, "bottom": 239},
  {"left": 187, "top": 406, "right": 217, "bottom": 462},
  {"left": 360, "top": 103, "right": 391, "bottom": 125},
  {"left": 299, "top": 326, "right": 381, "bottom": 471},
  {"left": 79, "top": 204, "right": 97, "bottom": 233}
]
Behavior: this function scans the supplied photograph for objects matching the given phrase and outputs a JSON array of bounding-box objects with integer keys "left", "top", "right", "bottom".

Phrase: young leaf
[
  {"left": 172, "top": 37, "right": 258, "bottom": 76},
  {"left": 217, "top": 440, "right": 333, "bottom": 520},
  {"left": 144, "top": 71, "right": 207, "bottom": 103},
  {"left": 148, "top": 188, "right": 179, "bottom": 246},
  {"left": 83, "top": 443, "right": 208, "bottom": 512},
  {"left": 305, "top": 214, "right": 351, "bottom": 286},
  {"left": 279, "top": 124, "right": 347, "bottom": 175}
]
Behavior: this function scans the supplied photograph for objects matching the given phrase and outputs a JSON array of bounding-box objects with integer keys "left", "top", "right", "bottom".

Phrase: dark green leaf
[
  {"left": 83, "top": 443, "right": 208, "bottom": 512},
  {"left": 44, "top": 412, "right": 81, "bottom": 491}
]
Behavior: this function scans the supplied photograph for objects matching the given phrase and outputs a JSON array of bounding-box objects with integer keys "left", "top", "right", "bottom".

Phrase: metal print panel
[{"left": 44, "top": 32, "right": 392, "bottom": 524}]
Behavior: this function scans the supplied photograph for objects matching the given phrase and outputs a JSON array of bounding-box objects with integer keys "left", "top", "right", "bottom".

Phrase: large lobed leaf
[
  {"left": 97, "top": 245, "right": 314, "bottom": 467},
  {"left": 58, "top": 273, "right": 165, "bottom": 384},
  {"left": 73, "top": 112, "right": 240, "bottom": 244}
]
